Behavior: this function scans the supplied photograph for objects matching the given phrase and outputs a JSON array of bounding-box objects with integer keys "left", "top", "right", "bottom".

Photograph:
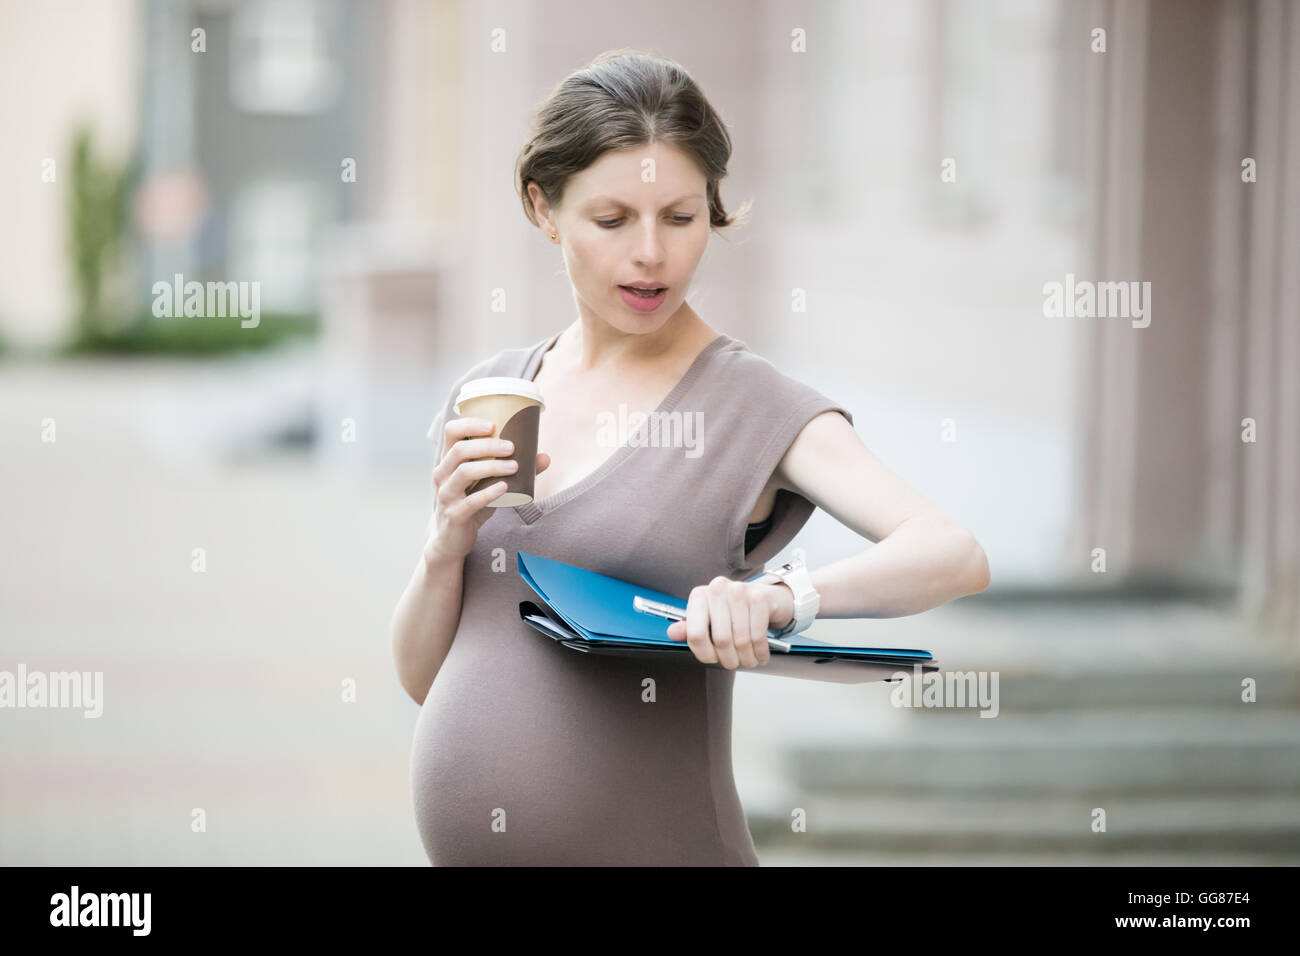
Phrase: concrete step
[
  {"left": 747, "top": 793, "right": 1300, "bottom": 855},
  {"left": 782, "top": 708, "right": 1300, "bottom": 794}
]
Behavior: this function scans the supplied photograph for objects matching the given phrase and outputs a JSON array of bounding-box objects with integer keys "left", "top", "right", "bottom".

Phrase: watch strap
[{"left": 762, "top": 558, "right": 820, "bottom": 636}]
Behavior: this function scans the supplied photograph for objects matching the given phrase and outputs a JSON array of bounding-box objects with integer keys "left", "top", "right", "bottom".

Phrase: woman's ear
[{"left": 526, "top": 181, "right": 553, "bottom": 233}]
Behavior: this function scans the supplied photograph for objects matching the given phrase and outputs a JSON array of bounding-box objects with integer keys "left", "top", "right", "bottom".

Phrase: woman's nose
[{"left": 631, "top": 227, "right": 666, "bottom": 265}]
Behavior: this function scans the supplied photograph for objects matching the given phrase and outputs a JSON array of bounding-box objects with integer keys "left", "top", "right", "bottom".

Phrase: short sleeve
[
  {"left": 426, "top": 356, "right": 499, "bottom": 464},
  {"left": 724, "top": 383, "right": 853, "bottom": 575},
  {"left": 425, "top": 388, "right": 457, "bottom": 465}
]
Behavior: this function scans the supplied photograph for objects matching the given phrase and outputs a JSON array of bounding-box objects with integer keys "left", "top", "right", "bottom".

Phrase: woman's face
[{"left": 535, "top": 142, "right": 711, "bottom": 333}]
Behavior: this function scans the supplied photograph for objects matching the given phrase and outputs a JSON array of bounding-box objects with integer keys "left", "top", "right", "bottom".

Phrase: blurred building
[{"left": 1, "top": 0, "right": 1294, "bottom": 619}]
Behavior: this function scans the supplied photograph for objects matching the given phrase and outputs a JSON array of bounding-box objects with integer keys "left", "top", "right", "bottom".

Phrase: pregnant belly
[{"left": 408, "top": 637, "right": 726, "bottom": 866}]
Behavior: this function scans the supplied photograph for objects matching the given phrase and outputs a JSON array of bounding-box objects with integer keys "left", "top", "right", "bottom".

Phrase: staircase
[{"left": 737, "top": 600, "right": 1300, "bottom": 865}]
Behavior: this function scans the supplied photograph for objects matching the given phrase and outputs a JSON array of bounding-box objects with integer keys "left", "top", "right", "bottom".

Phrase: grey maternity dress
[{"left": 409, "top": 330, "right": 853, "bottom": 865}]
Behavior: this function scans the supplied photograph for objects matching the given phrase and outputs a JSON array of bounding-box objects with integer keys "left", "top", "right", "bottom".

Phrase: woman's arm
[
  {"left": 391, "top": 415, "right": 551, "bottom": 705},
  {"left": 390, "top": 541, "right": 466, "bottom": 707},
  {"left": 775, "top": 410, "right": 990, "bottom": 617},
  {"left": 665, "top": 410, "right": 989, "bottom": 668}
]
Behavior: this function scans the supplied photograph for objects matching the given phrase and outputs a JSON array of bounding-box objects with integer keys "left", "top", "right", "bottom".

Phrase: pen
[{"left": 633, "top": 594, "right": 793, "bottom": 652}]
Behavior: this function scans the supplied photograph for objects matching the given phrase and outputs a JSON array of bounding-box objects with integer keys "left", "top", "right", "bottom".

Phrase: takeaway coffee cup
[{"left": 454, "top": 376, "right": 545, "bottom": 507}]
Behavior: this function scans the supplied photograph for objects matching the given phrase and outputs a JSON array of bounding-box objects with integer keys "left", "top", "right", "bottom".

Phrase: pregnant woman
[{"left": 391, "top": 50, "right": 990, "bottom": 866}]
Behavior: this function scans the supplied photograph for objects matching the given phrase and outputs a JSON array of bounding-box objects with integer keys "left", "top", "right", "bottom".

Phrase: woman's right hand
[{"left": 423, "top": 417, "right": 550, "bottom": 565}]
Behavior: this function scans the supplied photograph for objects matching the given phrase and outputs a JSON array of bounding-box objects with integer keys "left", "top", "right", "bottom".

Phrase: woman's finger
[
  {"left": 438, "top": 457, "right": 517, "bottom": 508},
  {"left": 728, "top": 584, "right": 758, "bottom": 669},
  {"left": 706, "top": 578, "right": 739, "bottom": 670},
  {"left": 748, "top": 587, "right": 772, "bottom": 665},
  {"left": 446, "top": 478, "right": 509, "bottom": 522},
  {"left": 431, "top": 418, "right": 499, "bottom": 487},
  {"left": 684, "top": 586, "right": 717, "bottom": 664}
]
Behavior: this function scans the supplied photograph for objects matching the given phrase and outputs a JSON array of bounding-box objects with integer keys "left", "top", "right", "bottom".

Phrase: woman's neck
[{"left": 559, "top": 306, "right": 718, "bottom": 375}]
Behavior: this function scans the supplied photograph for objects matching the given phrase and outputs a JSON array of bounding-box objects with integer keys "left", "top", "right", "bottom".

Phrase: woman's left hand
[{"left": 665, "top": 576, "right": 795, "bottom": 669}]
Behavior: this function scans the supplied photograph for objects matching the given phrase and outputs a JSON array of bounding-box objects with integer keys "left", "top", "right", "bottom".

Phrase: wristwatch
[{"left": 761, "top": 556, "right": 820, "bottom": 638}]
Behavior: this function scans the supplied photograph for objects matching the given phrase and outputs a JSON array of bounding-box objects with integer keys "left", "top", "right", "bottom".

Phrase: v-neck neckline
[{"left": 513, "top": 330, "right": 731, "bottom": 524}]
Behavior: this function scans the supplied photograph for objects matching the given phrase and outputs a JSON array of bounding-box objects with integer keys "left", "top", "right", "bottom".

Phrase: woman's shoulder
[
  {"left": 428, "top": 334, "right": 553, "bottom": 443},
  {"left": 706, "top": 334, "right": 853, "bottom": 424},
  {"left": 447, "top": 332, "right": 554, "bottom": 390}
]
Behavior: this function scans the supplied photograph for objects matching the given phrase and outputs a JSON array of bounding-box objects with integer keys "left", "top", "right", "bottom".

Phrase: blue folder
[{"left": 516, "top": 550, "right": 939, "bottom": 683}]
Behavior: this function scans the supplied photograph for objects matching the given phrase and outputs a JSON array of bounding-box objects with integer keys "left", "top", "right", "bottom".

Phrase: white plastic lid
[{"left": 454, "top": 376, "right": 545, "bottom": 413}]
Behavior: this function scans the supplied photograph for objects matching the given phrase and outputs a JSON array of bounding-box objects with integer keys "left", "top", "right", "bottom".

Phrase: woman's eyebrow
[{"left": 582, "top": 193, "right": 705, "bottom": 210}]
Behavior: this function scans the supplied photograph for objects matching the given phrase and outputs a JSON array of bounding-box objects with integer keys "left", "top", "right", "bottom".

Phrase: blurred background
[{"left": 1, "top": 0, "right": 1297, "bottom": 865}]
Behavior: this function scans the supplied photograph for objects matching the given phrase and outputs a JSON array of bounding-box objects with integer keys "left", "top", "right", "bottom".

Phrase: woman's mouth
[{"left": 618, "top": 285, "right": 668, "bottom": 312}]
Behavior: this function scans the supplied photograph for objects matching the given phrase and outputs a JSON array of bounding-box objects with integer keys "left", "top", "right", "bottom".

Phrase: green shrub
[
  {"left": 67, "top": 123, "right": 141, "bottom": 346},
  {"left": 60, "top": 311, "right": 319, "bottom": 356}
]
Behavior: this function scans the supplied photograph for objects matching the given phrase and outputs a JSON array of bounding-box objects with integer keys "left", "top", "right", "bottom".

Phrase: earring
[{"left": 551, "top": 231, "right": 557, "bottom": 240}]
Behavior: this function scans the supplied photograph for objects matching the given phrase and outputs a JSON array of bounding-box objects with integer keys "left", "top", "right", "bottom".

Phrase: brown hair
[{"left": 515, "top": 49, "right": 753, "bottom": 236}]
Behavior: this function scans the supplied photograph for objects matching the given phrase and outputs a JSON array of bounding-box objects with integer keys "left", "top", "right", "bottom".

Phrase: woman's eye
[{"left": 594, "top": 216, "right": 695, "bottom": 228}]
